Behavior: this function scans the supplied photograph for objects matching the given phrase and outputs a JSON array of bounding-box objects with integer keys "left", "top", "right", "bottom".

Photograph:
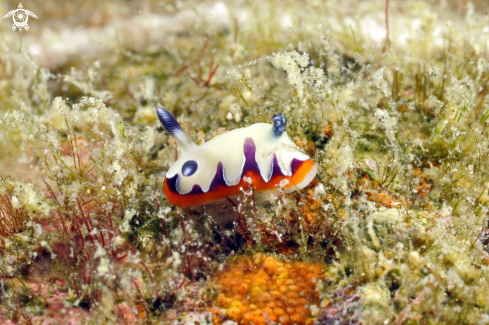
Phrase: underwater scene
[{"left": 1, "top": 0, "right": 489, "bottom": 324}]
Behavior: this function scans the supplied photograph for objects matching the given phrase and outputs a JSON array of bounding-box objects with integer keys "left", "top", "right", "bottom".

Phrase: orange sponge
[{"left": 214, "top": 254, "right": 324, "bottom": 325}]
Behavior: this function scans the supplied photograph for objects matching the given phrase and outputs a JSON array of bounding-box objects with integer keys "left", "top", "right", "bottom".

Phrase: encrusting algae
[{"left": 214, "top": 253, "right": 323, "bottom": 325}]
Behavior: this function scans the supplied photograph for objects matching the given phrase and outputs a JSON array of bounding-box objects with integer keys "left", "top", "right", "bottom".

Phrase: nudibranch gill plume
[{"left": 156, "top": 106, "right": 318, "bottom": 207}]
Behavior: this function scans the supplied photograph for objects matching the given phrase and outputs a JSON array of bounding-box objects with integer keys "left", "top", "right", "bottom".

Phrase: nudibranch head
[{"left": 156, "top": 106, "right": 318, "bottom": 207}]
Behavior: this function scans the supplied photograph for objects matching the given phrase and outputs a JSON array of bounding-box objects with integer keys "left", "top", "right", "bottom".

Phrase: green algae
[{"left": 1, "top": 0, "right": 489, "bottom": 324}]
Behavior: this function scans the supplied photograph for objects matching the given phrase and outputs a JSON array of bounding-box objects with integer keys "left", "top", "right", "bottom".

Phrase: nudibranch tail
[
  {"left": 156, "top": 106, "right": 196, "bottom": 149},
  {"left": 271, "top": 113, "right": 287, "bottom": 136}
]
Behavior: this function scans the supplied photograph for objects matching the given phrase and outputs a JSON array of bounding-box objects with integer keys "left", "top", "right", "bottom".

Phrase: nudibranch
[{"left": 156, "top": 106, "right": 318, "bottom": 207}]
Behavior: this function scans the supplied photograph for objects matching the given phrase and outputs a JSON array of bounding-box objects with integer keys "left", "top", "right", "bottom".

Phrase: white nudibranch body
[{"left": 156, "top": 106, "right": 318, "bottom": 207}]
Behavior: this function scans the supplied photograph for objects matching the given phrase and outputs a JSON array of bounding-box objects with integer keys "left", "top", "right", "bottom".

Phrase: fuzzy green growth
[{"left": 1, "top": 0, "right": 489, "bottom": 324}]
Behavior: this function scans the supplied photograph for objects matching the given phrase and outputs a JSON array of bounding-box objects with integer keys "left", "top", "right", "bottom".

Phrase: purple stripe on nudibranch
[
  {"left": 209, "top": 162, "right": 226, "bottom": 190},
  {"left": 242, "top": 137, "right": 261, "bottom": 176},
  {"left": 166, "top": 162, "right": 227, "bottom": 195},
  {"left": 166, "top": 137, "right": 306, "bottom": 195},
  {"left": 271, "top": 153, "right": 286, "bottom": 178},
  {"left": 166, "top": 173, "right": 179, "bottom": 193},
  {"left": 291, "top": 158, "right": 305, "bottom": 175},
  {"left": 187, "top": 162, "right": 226, "bottom": 195}
]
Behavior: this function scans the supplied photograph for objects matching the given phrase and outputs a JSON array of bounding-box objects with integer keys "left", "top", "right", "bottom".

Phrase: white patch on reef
[
  {"left": 220, "top": 95, "right": 242, "bottom": 122},
  {"left": 269, "top": 51, "right": 309, "bottom": 102},
  {"left": 359, "top": 283, "right": 390, "bottom": 308},
  {"left": 372, "top": 208, "right": 403, "bottom": 224},
  {"left": 94, "top": 243, "right": 110, "bottom": 276},
  {"left": 121, "top": 209, "right": 136, "bottom": 233},
  {"left": 168, "top": 251, "right": 181, "bottom": 269},
  {"left": 281, "top": 14, "right": 293, "bottom": 29},
  {"left": 367, "top": 216, "right": 380, "bottom": 250},
  {"left": 110, "top": 161, "right": 127, "bottom": 186},
  {"left": 12, "top": 182, "right": 50, "bottom": 215},
  {"left": 208, "top": 2, "right": 228, "bottom": 21},
  {"left": 140, "top": 78, "right": 155, "bottom": 101},
  {"left": 11, "top": 196, "right": 20, "bottom": 209},
  {"left": 157, "top": 207, "right": 171, "bottom": 219},
  {"left": 438, "top": 202, "right": 453, "bottom": 217},
  {"left": 113, "top": 235, "right": 125, "bottom": 246},
  {"left": 313, "top": 183, "right": 326, "bottom": 197},
  {"left": 478, "top": 314, "right": 489, "bottom": 325},
  {"left": 446, "top": 268, "right": 465, "bottom": 290},
  {"left": 40, "top": 240, "right": 56, "bottom": 259},
  {"left": 365, "top": 159, "right": 378, "bottom": 171}
]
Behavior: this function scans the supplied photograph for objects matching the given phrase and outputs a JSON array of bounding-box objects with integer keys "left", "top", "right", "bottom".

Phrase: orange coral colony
[{"left": 214, "top": 254, "right": 324, "bottom": 325}]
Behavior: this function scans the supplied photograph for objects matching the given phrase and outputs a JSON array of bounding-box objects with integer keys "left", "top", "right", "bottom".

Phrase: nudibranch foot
[{"left": 156, "top": 106, "right": 318, "bottom": 208}]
